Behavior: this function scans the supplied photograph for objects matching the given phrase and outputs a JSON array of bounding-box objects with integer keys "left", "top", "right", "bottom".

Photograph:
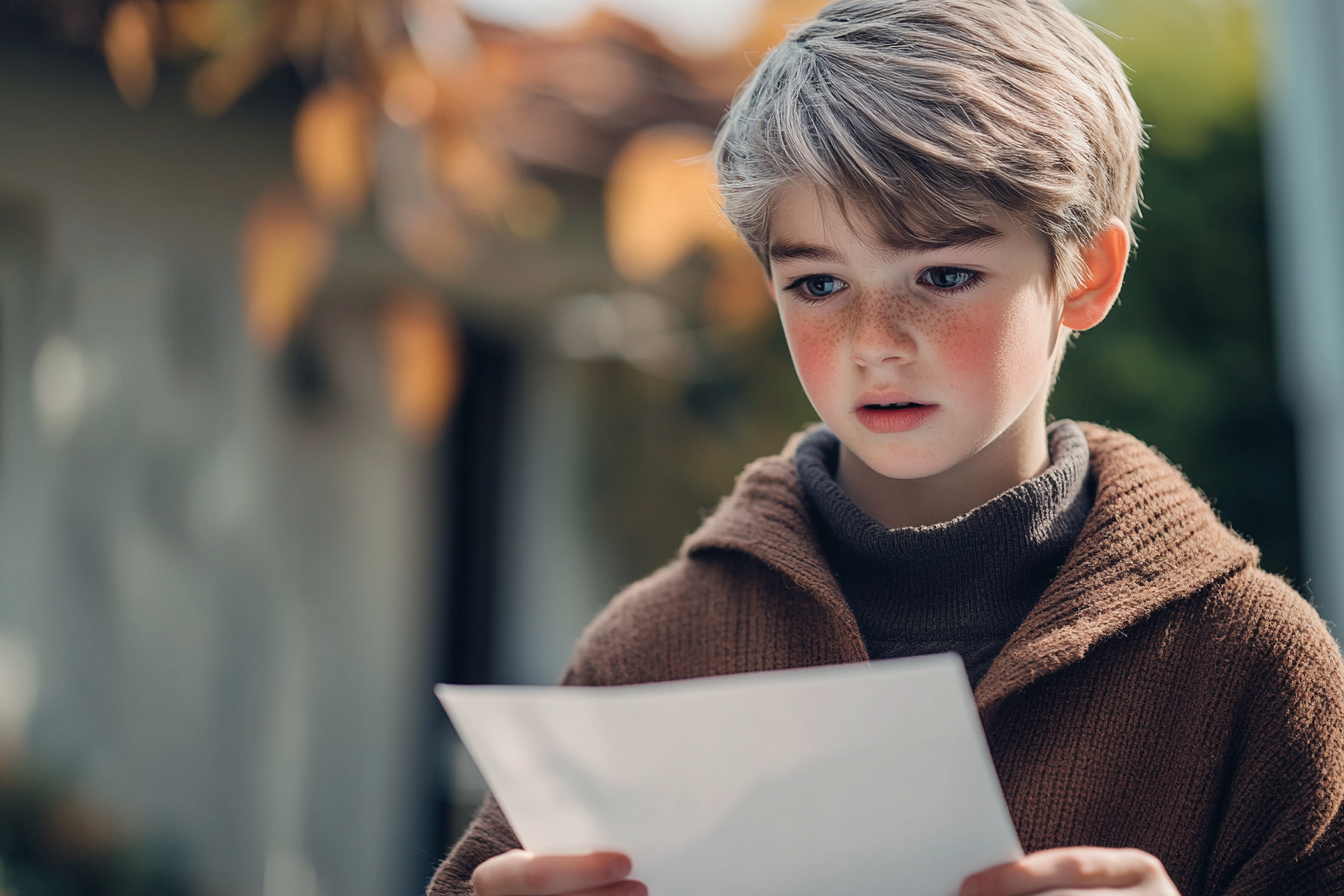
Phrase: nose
[{"left": 849, "top": 293, "right": 916, "bottom": 367}]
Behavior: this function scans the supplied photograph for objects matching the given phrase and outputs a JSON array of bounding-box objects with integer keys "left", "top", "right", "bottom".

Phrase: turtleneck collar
[{"left": 793, "top": 420, "right": 1095, "bottom": 681}]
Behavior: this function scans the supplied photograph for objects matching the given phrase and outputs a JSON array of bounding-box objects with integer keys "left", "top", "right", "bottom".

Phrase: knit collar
[
  {"left": 681, "top": 423, "right": 1260, "bottom": 711},
  {"left": 793, "top": 421, "right": 1093, "bottom": 641}
]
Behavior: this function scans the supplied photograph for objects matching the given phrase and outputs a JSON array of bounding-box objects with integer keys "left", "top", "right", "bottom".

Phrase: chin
[{"left": 848, "top": 442, "right": 961, "bottom": 482}]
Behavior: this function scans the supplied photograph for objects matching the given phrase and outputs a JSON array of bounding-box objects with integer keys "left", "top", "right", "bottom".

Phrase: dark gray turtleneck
[{"left": 795, "top": 420, "right": 1095, "bottom": 687}]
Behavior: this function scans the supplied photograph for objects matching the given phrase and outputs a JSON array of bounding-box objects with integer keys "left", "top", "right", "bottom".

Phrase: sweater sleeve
[
  {"left": 1207, "top": 573, "right": 1344, "bottom": 895},
  {"left": 426, "top": 794, "right": 521, "bottom": 896}
]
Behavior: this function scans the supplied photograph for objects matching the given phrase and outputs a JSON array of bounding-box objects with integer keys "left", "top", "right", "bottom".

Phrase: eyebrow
[
  {"left": 767, "top": 227, "right": 1005, "bottom": 264},
  {"left": 768, "top": 242, "right": 844, "bottom": 263}
]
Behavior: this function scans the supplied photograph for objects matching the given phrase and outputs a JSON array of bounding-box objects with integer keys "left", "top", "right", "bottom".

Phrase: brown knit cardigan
[{"left": 429, "top": 424, "right": 1344, "bottom": 896}]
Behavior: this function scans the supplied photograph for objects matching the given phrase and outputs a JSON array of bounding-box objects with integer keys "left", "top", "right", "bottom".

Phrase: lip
[
  {"left": 853, "top": 399, "right": 939, "bottom": 434},
  {"left": 855, "top": 390, "right": 924, "bottom": 407}
]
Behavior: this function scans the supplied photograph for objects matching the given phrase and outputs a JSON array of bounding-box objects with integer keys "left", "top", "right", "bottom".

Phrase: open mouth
[{"left": 864, "top": 402, "right": 923, "bottom": 410}]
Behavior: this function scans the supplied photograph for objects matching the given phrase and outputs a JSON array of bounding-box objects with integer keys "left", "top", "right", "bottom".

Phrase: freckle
[{"left": 863, "top": 288, "right": 962, "bottom": 346}]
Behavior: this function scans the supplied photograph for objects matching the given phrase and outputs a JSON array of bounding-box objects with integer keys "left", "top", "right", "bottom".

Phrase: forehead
[{"left": 765, "top": 181, "right": 1045, "bottom": 264}]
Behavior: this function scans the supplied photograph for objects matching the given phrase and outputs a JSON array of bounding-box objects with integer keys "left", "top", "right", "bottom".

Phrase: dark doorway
[{"left": 422, "top": 326, "right": 521, "bottom": 873}]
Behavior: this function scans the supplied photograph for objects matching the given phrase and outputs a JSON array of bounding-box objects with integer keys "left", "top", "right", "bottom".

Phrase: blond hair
[{"left": 713, "top": 0, "right": 1145, "bottom": 290}]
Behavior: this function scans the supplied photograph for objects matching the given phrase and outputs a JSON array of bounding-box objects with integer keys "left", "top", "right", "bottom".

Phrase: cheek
[
  {"left": 925, "top": 303, "right": 999, "bottom": 378},
  {"left": 782, "top": 312, "right": 844, "bottom": 392},
  {"left": 932, "top": 299, "right": 1051, "bottom": 392}
]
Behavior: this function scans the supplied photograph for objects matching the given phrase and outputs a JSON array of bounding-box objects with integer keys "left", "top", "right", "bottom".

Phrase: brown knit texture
[{"left": 427, "top": 425, "right": 1344, "bottom": 896}]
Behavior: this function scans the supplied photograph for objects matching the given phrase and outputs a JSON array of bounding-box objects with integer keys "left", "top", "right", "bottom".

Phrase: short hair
[{"left": 713, "top": 0, "right": 1146, "bottom": 291}]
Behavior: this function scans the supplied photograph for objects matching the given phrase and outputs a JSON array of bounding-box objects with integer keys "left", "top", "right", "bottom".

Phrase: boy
[{"left": 430, "top": 1, "right": 1344, "bottom": 893}]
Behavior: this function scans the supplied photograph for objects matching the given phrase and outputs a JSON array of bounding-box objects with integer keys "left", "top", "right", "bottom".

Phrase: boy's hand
[
  {"left": 471, "top": 850, "right": 645, "bottom": 896},
  {"left": 960, "top": 847, "right": 1180, "bottom": 896}
]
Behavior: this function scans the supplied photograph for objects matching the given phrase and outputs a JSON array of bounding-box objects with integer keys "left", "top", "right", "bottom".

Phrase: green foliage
[
  {"left": 1072, "top": 0, "right": 1261, "bottom": 155},
  {"left": 1051, "top": 0, "right": 1300, "bottom": 581},
  {"left": 1050, "top": 125, "right": 1300, "bottom": 580}
]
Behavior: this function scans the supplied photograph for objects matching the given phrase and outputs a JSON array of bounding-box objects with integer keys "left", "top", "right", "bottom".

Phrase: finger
[
  {"left": 471, "top": 850, "right": 634, "bottom": 896},
  {"left": 961, "top": 847, "right": 1162, "bottom": 896}
]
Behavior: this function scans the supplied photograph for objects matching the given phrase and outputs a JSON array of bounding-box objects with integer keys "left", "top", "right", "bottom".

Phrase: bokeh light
[
  {"left": 241, "top": 184, "right": 335, "bottom": 351},
  {"left": 380, "top": 288, "right": 463, "bottom": 442}
]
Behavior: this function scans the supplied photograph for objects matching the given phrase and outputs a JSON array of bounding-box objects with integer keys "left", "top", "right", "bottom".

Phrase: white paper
[{"left": 436, "top": 653, "right": 1022, "bottom": 896}]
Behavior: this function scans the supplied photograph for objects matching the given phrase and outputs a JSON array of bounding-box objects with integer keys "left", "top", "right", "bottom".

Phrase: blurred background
[{"left": 0, "top": 0, "right": 1342, "bottom": 893}]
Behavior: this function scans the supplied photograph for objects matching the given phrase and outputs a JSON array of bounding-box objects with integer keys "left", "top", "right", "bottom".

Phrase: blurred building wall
[
  {"left": 1261, "top": 0, "right": 1344, "bottom": 627},
  {"left": 0, "top": 38, "right": 438, "bottom": 896},
  {"left": 0, "top": 24, "right": 626, "bottom": 892},
  {"left": 494, "top": 352, "right": 617, "bottom": 687}
]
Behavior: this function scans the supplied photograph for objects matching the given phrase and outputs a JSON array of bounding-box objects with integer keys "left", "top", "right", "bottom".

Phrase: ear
[{"left": 1060, "top": 218, "right": 1130, "bottom": 331}]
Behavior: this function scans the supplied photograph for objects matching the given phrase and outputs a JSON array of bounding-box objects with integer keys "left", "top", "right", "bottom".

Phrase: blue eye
[
  {"left": 920, "top": 267, "right": 978, "bottom": 291},
  {"left": 790, "top": 274, "right": 847, "bottom": 300}
]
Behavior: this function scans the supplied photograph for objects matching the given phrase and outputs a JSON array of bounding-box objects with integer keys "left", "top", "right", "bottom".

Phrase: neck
[{"left": 835, "top": 413, "right": 1051, "bottom": 529}]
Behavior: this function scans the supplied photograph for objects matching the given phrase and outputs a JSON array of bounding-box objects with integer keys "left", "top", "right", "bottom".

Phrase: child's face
[{"left": 767, "top": 183, "right": 1067, "bottom": 483}]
